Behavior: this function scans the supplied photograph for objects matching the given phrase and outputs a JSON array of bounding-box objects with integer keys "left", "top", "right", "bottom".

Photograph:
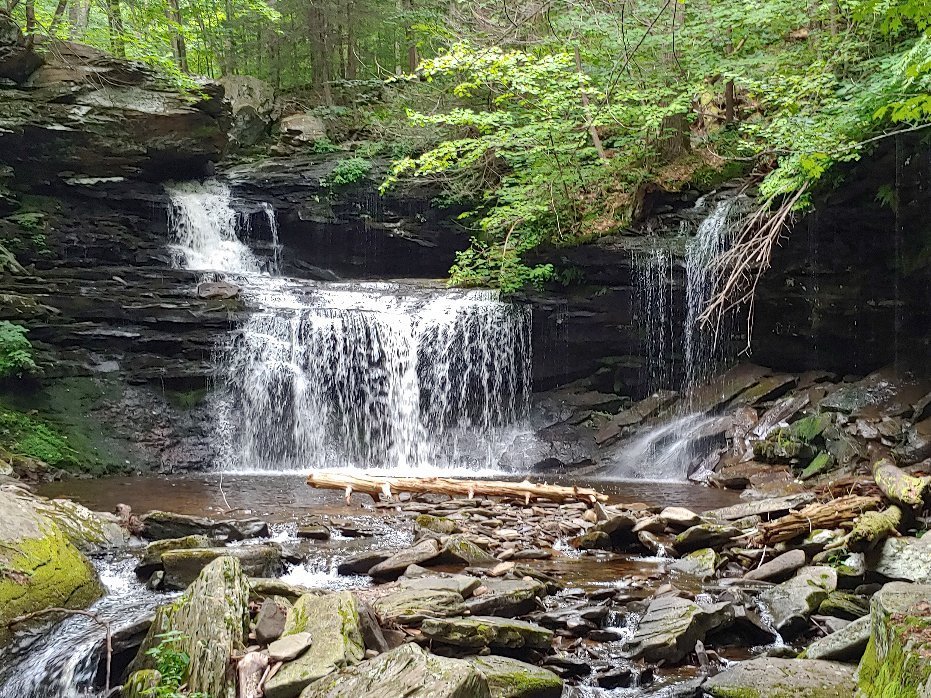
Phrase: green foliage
[
  {"left": 0, "top": 322, "right": 38, "bottom": 380},
  {"left": 0, "top": 409, "right": 80, "bottom": 468},
  {"left": 144, "top": 632, "right": 209, "bottom": 698},
  {"left": 327, "top": 157, "right": 372, "bottom": 186},
  {"left": 310, "top": 138, "right": 341, "bottom": 154}
]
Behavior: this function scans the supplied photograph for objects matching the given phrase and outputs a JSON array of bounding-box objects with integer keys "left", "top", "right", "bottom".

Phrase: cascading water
[
  {"left": 634, "top": 247, "right": 674, "bottom": 394},
  {"left": 683, "top": 198, "right": 737, "bottom": 392},
  {"left": 0, "top": 557, "right": 165, "bottom": 698},
  {"left": 621, "top": 196, "right": 744, "bottom": 480},
  {"left": 165, "top": 180, "right": 532, "bottom": 473}
]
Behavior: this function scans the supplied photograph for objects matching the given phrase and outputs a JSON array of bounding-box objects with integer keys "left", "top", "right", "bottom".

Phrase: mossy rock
[
  {"left": 420, "top": 616, "right": 554, "bottom": 650},
  {"left": 415, "top": 514, "right": 461, "bottom": 537},
  {"left": 705, "top": 657, "right": 855, "bottom": 697},
  {"left": 373, "top": 587, "right": 467, "bottom": 625},
  {"left": 0, "top": 488, "right": 103, "bottom": 644},
  {"left": 856, "top": 582, "right": 931, "bottom": 697},
  {"left": 264, "top": 591, "right": 366, "bottom": 698},
  {"left": 135, "top": 534, "right": 212, "bottom": 579},
  {"left": 468, "top": 655, "right": 562, "bottom": 698},
  {"left": 131, "top": 556, "right": 250, "bottom": 698},
  {"left": 299, "top": 642, "right": 490, "bottom": 698},
  {"left": 438, "top": 535, "right": 497, "bottom": 566},
  {"left": 160, "top": 543, "right": 282, "bottom": 590}
]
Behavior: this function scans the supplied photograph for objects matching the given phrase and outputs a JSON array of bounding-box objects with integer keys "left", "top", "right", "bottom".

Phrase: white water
[
  {"left": 0, "top": 557, "right": 168, "bottom": 698},
  {"left": 622, "top": 197, "right": 743, "bottom": 480},
  {"left": 166, "top": 181, "right": 532, "bottom": 474}
]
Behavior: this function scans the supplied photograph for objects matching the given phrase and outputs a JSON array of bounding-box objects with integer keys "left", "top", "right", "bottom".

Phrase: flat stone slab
[
  {"left": 399, "top": 574, "right": 482, "bottom": 598},
  {"left": 299, "top": 642, "right": 490, "bottom": 698},
  {"left": 465, "top": 579, "right": 546, "bottom": 618},
  {"left": 709, "top": 493, "right": 816, "bottom": 522},
  {"left": 803, "top": 615, "right": 870, "bottom": 662},
  {"left": 468, "top": 655, "right": 562, "bottom": 698},
  {"left": 369, "top": 539, "right": 441, "bottom": 579},
  {"left": 373, "top": 588, "right": 467, "bottom": 625},
  {"left": 705, "top": 657, "right": 855, "bottom": 697},
  {"left": 868, "top": 535, "right": 931, "bottom": 583},
  {"left": 744, "top": 549, "right": 806, "bottom": 582},
  {"left": 627, "top": 596, "right": 733, "bottom": 663},
  {"left": 421, "top": 616, "right": 554, "bottom": 650}
]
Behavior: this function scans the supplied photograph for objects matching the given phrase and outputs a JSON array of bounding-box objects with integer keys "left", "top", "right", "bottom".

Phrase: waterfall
[
  {"left": 164, "top": 181, "right": 532, "bottom": 474},
  {"left": 216, "top": 281, "right": 532, "bottom": 473},
  {"left": 684, "top": 198, "right": 736, "bottom": 392},
  {"left": 620, "top": 196, "right": 743, "bottom": 480},
  {"left": 165, "top": 179, "right": 263, "bottom": 273},
  {"left": 633, "top": 247, "right": 673, "bottom": 394}
]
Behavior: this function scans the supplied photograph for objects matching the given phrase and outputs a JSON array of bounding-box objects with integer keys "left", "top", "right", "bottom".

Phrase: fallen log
[
  {"left": 841, "top": 505, "right": 903, "bottom": 552},
  {"left": 306, "top": 472, "right": 608, "bottom": 505},
  {"left": 871, "top": 457, "right": 931, "bottom": 509},
  {"left": 752, "top": 494, "right": 882, "bottom": 546}
]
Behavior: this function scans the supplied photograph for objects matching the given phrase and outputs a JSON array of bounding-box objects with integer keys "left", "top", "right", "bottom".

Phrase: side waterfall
[
  {"left": 623, "top": 196, "right": 743, "bottom": 479},
  {"left": 166, "top": 180, "right": 532, "bottom": 473}
]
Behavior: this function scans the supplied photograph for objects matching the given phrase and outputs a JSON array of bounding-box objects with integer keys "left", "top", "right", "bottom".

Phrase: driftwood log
[
  {"left": 306, "top": 472, "right": 608, "bottom": 504},
  {"left": 843, "top": 505, "right": 903, "bottom": 552},
  {"left": 752, "top": 494, "right": 882, "bottom": 546},
  {"left": 871, "top": 457, "right": 931, "bottom": 509}
]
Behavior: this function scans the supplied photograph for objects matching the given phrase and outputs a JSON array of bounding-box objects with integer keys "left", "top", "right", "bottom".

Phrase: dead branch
[
  {"left": 698, "top": 184, "right": 808, "bottom": 345},
  {"left": 751, "top": 494, "right": 881, "bottom": 546},
  {"left": 9, "top": 607, "right": 112, "bottom": 690},
  {"left": 306, "top": 472, "right": 608, "bottom": 505}
]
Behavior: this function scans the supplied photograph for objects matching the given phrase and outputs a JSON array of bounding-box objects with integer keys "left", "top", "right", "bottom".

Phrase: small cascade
[
  {"left": 684, "top": 198, "right": 737, "bottom": 392},
  {"left": 620, "top": 196, "right": 744, "bottom": 480},
  {"left": 166, "top": 179, "right": 263, "bottom": 273},
  {"left": 633, "top": 247, "right": 674, "bottom": 393},
  {"left": 218, "top": 281, "right": 531, "bottom": 472},
  {"left": 0, "top": 557, "right": 165, "bottom": 698}
]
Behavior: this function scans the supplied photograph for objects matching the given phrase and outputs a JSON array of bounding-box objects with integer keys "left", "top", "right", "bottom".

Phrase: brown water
[{"left": 38, "top": 474, "right": 742, "bottom": 523}]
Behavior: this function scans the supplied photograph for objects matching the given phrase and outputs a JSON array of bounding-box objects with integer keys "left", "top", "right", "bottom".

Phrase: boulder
[
  {"left": 255, "top": 595, "right": 292, "bottom": 643},
  {"left": 373, "top": 588, "right": 467, "bottom": 625},
  {"left": 743, "top": 549, "right": 806, "bottom": 583},
  {"left": 465, "top": 579, "right": 546, "bottom": 618},
  {"left": 161, "top": 544, "right": 282, "bottom": 590},
  {"left": 420, "top": 616, "right": 554, "bottom": 650},
  {"left": 673, "top": 523, "right": 741, "bottom": 552},
  {"left": 818, "top": 591, "right": 869, "bottom": 620},
  {"left": 707, "top": 493, "right": 816, "bottom": 522},
  {"left": 0, "top": 487, "right": 103, "bottom": 642},
  {"left": 134, "top": 534, "right": 212, "bottom": 579},
  {"left": 197, "top": 281, "right": 240, "bottom": 300},
  {"left": 468, "top": 655, "right": 562, "bottom": 698},
  {"left": 659, "top": 507, "right": 701, "bottom": 529},
  {"left": 803, "top": 614, "right": 870, "bottom": 662},
  {"left": 705, "top": 657, "right": 855, "bottom": 697},
  {"left": 131, "top": 556, "right": 250, "bottom": 697},
  {"left": 438, "top": 535, "right": 497, "bottom": 566},
  {"left": 368, "top": 539, "right": 441, "bottom": 579},
  {"left": 626, "top": 596, "right": 734, "bottom": 663},
  {"left": 868, "top": 535, "right": 931, "bottom": 583},
  {"left": 760, "top": 566, "right": 837, "bottom": 637},
  {"left": 34, "top": 497, "right": 129, "bottom": 552},
  {"left": 497, "top": 422, "right": 595, "bottom": 470},
  {"left": 670, "top": 548, "right": 719, "bottom": 579},
  {"left": 0, "top": 14, "right": 42, "bottom": 83},
  {"left": 856, "top": 581, "right": 931, "bottom": 696},
  {"left": 280, "top": 113, "right": 327, "bottom": 143},
  {"left": 139, "top": 510, "right": 268, "bottom": 541},
  {"left": 263, "top": 591, "right": 365, "bottom": 698},
  {"left": 298, "top": 642, "right": 490, "bottom": 698},
  {"left": 337, "top": 550, "right": 391, "bottom": 575}
]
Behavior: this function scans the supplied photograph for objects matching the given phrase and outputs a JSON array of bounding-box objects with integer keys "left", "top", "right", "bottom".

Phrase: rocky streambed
[{"left": 2, "top": 464, "right": 931, "bottom": 698}]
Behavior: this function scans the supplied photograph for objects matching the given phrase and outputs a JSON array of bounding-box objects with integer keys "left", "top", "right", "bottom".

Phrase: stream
[{"left": 0, "top": 182, "right": 750, "bottom": 697}]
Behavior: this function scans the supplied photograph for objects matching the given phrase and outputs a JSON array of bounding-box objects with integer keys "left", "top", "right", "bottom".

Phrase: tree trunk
[
  {"left": 306, "top": 472, "right": 608, "bottom": 505},
  {"left": 68, "top": 0, "right": 90, "bottom": 39},
  {"left": 753, "top": 495, "right": 882, "bottom": 546},
  {"left": 345, "top": 0, "right": 356, "bottom": 80},
  {"left": 574, "top": 46, "right": 607, "bottom": 161},
  {"left": 656, "top": 0, "right": 689, "bottom": 158},
  {"left": 724, "top": 80, "right": 736, "bottom": 124},
  {"left": 107, "top": 0, "right": 125, "bottom": 58},
  {"left": 167, "top": 0, "right": 189, "bottom": 73},
  {"left": 47, "top": 0, "right": 68, "bottom": 36},
  {"left": 24, "top": 0, "right": 35, "bottom": 34}
]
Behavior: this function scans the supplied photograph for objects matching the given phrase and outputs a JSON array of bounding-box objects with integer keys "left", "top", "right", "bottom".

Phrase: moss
[
  {"left": 0, "top": 520, "right": 103, "bottom": 642},
  {"left": 164, "top": 387, "right": 209, "bottom": 410},
  {"left": 858, "top": 612, "right": 931, "bottom": 698}
]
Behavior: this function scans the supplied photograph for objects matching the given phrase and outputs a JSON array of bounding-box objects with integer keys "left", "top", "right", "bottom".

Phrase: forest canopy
[{"left": 7, "top": 0, "right": 931, "bottom": 290}]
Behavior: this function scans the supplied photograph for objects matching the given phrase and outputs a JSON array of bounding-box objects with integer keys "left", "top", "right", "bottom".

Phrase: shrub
[
  {"left": 327, "top": 157, "right": 372, "bottom": 186},
  {"left": 0, "top": 321, "right": 38, "bottom": 379}
]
